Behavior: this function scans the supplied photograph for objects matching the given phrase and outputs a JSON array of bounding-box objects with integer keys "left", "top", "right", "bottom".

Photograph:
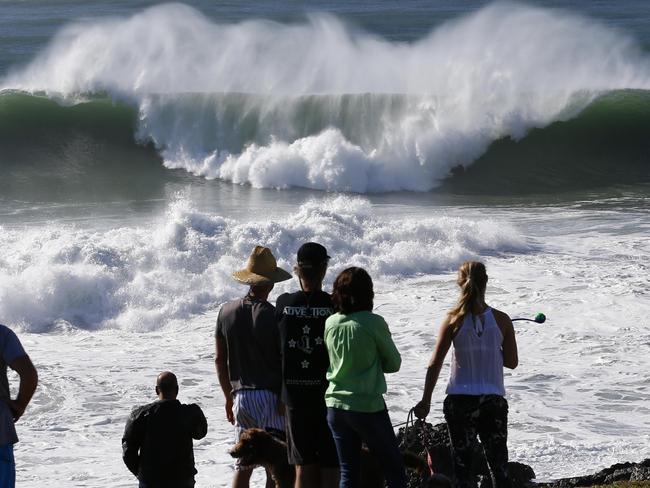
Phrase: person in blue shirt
[{"left": 0, "top": 324, "right": 38, "bottom": 488}]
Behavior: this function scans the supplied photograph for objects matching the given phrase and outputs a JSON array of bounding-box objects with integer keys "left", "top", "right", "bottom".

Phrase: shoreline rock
[
  {"left": 397, "top": 420, "right": 649, "bottom": 487},
  {"left": 538, "top": 459, "right": 650, "bottom": 487}
]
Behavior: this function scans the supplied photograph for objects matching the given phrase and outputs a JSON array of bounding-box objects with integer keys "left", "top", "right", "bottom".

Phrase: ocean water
[{"left": 0, "top": 1, "right": 649, "bottom": 486}]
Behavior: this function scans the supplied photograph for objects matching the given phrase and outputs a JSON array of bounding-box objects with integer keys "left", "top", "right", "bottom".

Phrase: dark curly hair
[{"left": 332, "top": 267, "right": 374, "bottom": 314}]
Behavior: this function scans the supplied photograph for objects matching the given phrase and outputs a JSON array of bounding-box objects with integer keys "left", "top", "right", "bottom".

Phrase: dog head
[
  {"left": 401, "top": 450, "right": 452, "bottom": 488},
  {"left": 229, "top": 428, "right": 283, "bottom": 467}
]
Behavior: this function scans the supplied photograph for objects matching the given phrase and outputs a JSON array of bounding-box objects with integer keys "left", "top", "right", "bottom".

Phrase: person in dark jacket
[{"left": 122, "top": 371, "right": 208, "bottom": 488}]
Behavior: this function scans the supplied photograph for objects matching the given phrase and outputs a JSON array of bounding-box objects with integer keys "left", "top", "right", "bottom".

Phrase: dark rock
[
  {"left": 539, "top": 458, "right": 650, "bottom": 487},
  {"left": 395, "top": 420, "right": 648, "bottom": 488},
  {"left": 396, "top": 420, "right": 535, "bottom": 488},
  {"left": 508, "top": 462, "right": 537, "bottom": 486},
  {"left": 631, "top": 465, "right": 650, "bottom": 481},
  {"left": 604, "top": 468, "right": 633, "bottom": 484}
]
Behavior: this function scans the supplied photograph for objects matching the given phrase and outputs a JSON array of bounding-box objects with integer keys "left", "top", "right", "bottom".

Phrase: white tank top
[{"left": 446, "top": 307, "right": 506, "bottom": 396}]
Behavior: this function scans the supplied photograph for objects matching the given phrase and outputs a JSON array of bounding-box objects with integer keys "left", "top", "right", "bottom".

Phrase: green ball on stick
[{"left": 512, "top": 313, "right": 547, "bottom": 323}]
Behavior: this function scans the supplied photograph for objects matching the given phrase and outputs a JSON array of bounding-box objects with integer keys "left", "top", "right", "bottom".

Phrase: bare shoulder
[
  {"left": 490, "top": 307, "right": 511, "bottom": 323},
  {"left": 491, "top": 308, "right": 514, "bottom": 335},
  {"left": 440, "top": 313, "right": 453, "bottom": 327},
  {"left": 439, "top": 313, "right": 457, "bottom": 339}
]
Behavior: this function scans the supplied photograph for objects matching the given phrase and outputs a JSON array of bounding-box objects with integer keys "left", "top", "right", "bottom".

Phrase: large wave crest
[{"left": 2, "top": 3, "right": 650, "bottom": 192}]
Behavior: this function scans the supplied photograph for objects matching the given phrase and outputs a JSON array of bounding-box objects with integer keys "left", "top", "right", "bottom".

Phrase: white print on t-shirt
[
  {"left": 282, "top": 306, "right": 333, "bottom": 317},
  {"left": 298, "top": 334, "right": 313, "bottom": 354},
  {"left": 288, "top": 335, "right": 323, "bottom": 360},
  {"left": 282, "top": 305, "right": 332, "bottom": 366}
]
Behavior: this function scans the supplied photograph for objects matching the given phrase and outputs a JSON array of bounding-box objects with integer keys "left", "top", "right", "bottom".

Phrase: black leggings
[{"left": 443, "top": 395, "right": 510, "bottom": 488}]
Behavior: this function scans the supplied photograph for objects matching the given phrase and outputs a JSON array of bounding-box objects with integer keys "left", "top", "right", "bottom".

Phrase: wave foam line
[{"left": 0, "top": 197, "right": 528, "bottom": 332}]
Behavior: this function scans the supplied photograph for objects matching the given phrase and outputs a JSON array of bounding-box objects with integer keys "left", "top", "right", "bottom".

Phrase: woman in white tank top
[{"left": 413, "top": 262, "right": 518, "bottom": 488}]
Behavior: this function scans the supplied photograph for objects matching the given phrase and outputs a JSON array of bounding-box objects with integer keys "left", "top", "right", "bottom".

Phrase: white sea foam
[
  {"left": 3, "top": 3, "right": 650, "bottom": 191},
  {"left": 8, "top": 200, "right": 650, "bottom": 487},
  {"left": 0, "top": 197, "right": 527, "bottom": 331}
]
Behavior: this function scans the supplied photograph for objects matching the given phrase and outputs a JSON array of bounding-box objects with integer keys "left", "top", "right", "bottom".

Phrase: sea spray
[
  {"left": 2, "top": 3, "right": 650, "bottom": 191},
  {"left": 0, "top": 197, "right": 528, "bottom": 331}
]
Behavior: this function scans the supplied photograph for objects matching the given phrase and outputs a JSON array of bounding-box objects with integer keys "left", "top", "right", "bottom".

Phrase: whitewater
[
  {"left": 2, "top": 195, "right": 648, "bottom": 486},
  {"left": 1, "top": 1, "right": 649, "bottom": 487}
]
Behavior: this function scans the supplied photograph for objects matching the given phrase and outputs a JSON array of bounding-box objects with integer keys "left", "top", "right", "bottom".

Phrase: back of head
[
  {"left": 249, "top": 283, "right": 274, "bottom": 298},
  {"left": 156, "top": 371, "right": 179, "bottom": 399},
  {"left": 449, "top": 261, "right": 488, "bottom": 327},
  {"left": 296, "top": 242, "right": 329, "bottom": 286},
  {"left": 332, "top": 267, "right": 374, "bottom": 314}
]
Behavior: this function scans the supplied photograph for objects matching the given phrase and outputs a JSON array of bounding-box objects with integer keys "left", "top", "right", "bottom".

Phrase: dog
[{"left": 229, "top": 428, "right": 451, "bottom": 488}]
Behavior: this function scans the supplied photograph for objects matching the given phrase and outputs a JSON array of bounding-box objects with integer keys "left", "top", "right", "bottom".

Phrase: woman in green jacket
[{"left": 324, "top": 267, "right": 406, "bottom": 488}]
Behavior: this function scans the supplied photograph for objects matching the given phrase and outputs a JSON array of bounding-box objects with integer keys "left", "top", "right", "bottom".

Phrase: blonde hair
[{"left": 448, "top": 261, "right": 488, "bottom": 330}]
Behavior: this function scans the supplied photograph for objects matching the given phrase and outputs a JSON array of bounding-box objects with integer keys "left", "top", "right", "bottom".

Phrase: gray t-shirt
[
  {"left": 215, "top": 296, "right": 282, "bottom": 393},
  {"left": 0, "top": 324, "right": 27, "bottom": 445}
]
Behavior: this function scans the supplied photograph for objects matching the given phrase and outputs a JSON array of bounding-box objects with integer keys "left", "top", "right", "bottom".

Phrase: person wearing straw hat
[{"left": 215, "top": 246, "right": 291, "bottom": 488}]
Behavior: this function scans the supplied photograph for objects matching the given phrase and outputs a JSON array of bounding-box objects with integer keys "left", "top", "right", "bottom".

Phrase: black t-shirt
[
  {"left": 215, "top": 296, "right": 282, "bottom": 393},
  {"left": 276, "top": 290, "right": 334, "bottom": 408}
]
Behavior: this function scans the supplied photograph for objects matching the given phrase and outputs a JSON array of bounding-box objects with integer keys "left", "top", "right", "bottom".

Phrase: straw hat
[{"left": 232, "top": 246, "right": 292, "bottom": 285}]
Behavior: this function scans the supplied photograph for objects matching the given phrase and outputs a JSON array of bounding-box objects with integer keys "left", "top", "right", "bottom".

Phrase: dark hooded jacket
[{"left": 122, "top": 399, "right": 207, "bottom": 485}]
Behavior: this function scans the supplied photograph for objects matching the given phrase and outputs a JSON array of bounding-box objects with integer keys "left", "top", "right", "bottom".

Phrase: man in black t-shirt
[{"left": 276, "top": 242, "right": 339, "bottom": 488}]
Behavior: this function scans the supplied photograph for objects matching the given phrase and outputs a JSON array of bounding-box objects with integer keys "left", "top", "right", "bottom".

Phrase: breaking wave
[{"left": 2, "top": 3, "right": 650, "bottom": 192}]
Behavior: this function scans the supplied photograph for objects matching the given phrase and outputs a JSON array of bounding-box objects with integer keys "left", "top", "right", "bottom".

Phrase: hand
[
  {"left": 8, "top": 399, "right": 26, "bottom": 422},
  {"left": 225, "top": 395, "right": 234, "bottom": 425},
  {"left": 413, "top": 400, "right": 430, "bottom": 420}
]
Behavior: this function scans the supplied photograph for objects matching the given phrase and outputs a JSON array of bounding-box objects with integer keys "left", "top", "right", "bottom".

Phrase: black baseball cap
[{"left": 297, "top": 242, "right": 330, "bottom": 267}]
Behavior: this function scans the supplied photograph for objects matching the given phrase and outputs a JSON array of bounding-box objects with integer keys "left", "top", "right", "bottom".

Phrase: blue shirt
[{"left": 0, "top": 325, "right": 27, "bottom": 445}]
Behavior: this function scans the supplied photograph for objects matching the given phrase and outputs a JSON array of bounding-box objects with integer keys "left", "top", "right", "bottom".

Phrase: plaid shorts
[{"left": 233, "top": 389, "right": 285, "bottom": 470}]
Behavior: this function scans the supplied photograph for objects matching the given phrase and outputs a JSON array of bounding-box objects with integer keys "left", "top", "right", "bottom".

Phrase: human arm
[
  {"left": 2, "top": 327, "right": 38, "bottom": 422},
  {"left": 215, "top": 334, "right": 234, "bottom": 424},
  {"left": 272, "top": 301, "right": 286, "bottom": 417},
  {"left": 413, "top": 316, "right": 455, "bottom": 419},
  {"left": 493, "top": 309, "right": 518, "bottom": 369},
  {"left": 121, "top": 409, "right": 144, "bottom": 477},
  {"left": 375, "top": 317, "right": 401, "bottom": 373},
  {"left": 8, "top": 355, "right": 38, "bottom": 422},
  {"left": 187, "top": 404, "right": 208, "bottom": 440}
]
